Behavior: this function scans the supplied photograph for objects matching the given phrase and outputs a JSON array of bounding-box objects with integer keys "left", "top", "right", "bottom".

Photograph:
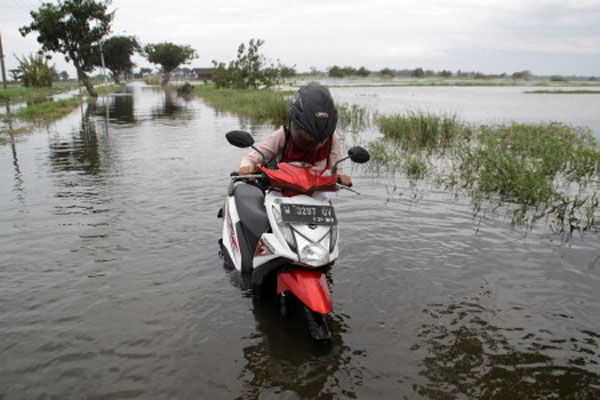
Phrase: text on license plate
[{"left": 280, "top": 204, "right": 337, "bottom": 225}]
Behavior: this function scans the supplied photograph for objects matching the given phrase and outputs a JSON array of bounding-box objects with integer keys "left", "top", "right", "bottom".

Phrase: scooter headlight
[
  {"left": 272, "top": 205, "right": 297, "bottom": 251},
  {"left": 299, "top": 243, "right": 329, "bottom": 267}
]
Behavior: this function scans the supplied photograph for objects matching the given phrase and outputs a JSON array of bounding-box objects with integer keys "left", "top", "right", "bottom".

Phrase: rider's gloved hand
[
  {"left": 337, "top": 174, "right": 352, "bottom": 186},
  {"left": 239, "top": 165, "right": 255, "bottom": 175}
]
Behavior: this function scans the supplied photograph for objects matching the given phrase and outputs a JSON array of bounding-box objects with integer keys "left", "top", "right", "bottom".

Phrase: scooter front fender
[{"left": 277, "top": 270, "right": 332, "bottom": 314}]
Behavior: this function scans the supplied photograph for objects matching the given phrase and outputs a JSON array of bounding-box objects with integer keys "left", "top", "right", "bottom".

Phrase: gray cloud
[{"left": 1, "top": 0, "right": 598, "bottom": 76}]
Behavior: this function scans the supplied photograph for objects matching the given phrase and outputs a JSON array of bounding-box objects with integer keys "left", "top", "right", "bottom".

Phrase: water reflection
[
  {"left": 237, "top": 298, "right": 364, "bottom": 400},
  {"left": 5, "top": 103, "right": 26, "bottom": 205},
  {"left": 49, "top": 104, "right": 101, "bottom": 175},
  {"left": 150, "top": 90, "right": 192, "bottom": 121},
  {"left": 413, "top": 294, "right": 600, "bottom": 399},
  {"left": 95, "top": 91, "right": 136, "bottom": 125}
]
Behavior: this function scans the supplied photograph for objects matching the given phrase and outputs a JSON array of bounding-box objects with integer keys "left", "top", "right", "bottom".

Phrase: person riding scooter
[{"left": 238, "top": 82, "right": 353, "bottom": 187}]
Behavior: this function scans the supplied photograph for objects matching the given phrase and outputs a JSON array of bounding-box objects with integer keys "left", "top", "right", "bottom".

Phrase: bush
[{"left": 15, "top": 54, "right": 56, "bottom": 87}]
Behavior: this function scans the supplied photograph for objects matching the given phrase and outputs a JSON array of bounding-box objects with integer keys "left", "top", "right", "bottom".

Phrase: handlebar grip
[
  {"left": 336, "top": 176, "right": 353, "bottom": 188},
  {"left": 230, "top": 171, "right": 239, "bottom": 176}
]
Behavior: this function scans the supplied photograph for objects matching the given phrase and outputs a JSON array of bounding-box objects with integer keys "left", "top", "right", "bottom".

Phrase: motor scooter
[{"left": 218, "top": 130, "right": 370, "bottom": 340}]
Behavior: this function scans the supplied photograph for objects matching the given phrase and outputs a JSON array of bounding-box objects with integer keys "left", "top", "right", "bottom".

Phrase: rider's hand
[
  {"left": 239, "top": 165, "right": 255, "bottom": 175},
  {"left": 337, "top": 174, "right": 353, "bottom": 186}
]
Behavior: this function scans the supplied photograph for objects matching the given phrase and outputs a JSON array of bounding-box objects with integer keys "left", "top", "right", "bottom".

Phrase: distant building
[{"left": 193, "top": 68, "right": 215, "bottom": 81}]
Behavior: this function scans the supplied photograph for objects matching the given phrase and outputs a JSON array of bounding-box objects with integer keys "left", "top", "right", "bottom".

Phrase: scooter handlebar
[{"left": 231, "top": 173, "right": 264, "bottom": 181}]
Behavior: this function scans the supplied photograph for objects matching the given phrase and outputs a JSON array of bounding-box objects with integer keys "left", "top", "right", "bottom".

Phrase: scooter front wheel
[{"left": 301, "top": 305, "right": 331, "bottom": 341}]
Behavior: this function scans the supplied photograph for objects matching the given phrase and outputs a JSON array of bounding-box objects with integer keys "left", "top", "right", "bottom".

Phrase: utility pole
[
  {"left": 99, "top": 40, "right": 107, "bottom": 86},
  {"left": 0, "top": 32, "right": 8, "bottom": 89}
]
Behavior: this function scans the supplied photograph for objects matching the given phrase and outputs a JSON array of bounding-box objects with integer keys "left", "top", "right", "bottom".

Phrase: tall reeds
[{"left": 376, "top": 112, "right": 472, "bottom": 153}]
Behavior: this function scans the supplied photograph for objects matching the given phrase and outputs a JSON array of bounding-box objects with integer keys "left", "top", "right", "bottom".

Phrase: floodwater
[
  {"left": 331, "top": 85, "right": 600, "bottom": 136},
  {"left": 1, "top": 83, "right": 599, "bottom": 399}
]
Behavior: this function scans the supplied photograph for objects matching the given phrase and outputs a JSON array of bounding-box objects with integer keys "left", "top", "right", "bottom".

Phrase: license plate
[{"left": 280, "top": 204, "right": 337, "bottom": 225}]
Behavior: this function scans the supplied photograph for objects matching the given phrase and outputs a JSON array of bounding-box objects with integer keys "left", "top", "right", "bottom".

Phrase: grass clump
[
  {"left": 458, "top": 122, "right": 600, "bottom": 226},
  {"left": 367, "top": 139, "right": 403, "bottom": 171},
  {"left": 14, "top": 97, "right": 82, "bottom": 121},
  {"left": 371, "top": 115, "right": 600, "bottom": 232},
  {"left": 338, "top": 103, "right": 369, "bottom": 131},
  {"left": 404, "top": 155, "right": 428, "bottom": 179},
  {"left": 0, "top": 85, "right": 76, "bottom": 104},
  {"left": 0, "top": 127, "right": 29, "bottom": 144},
  {"left": 525, "top": 90, "right": 600, "bottom": 94},
  {"left": 3, "top": 84, "right": 124, "bottom": 123},
  {"left": 192, "top": 84, "right": 290, "bottom": 126},
  {"left": 377, "top": 112, "right": 471, "bottom": 153}
]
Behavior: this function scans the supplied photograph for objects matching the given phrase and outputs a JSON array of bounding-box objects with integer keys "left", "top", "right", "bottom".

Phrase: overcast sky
[{"left": 1, "top": 0, "right": 599, "bottom": 77}]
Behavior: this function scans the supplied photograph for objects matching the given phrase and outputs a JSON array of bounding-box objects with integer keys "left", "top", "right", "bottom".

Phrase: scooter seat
[{"left": 233, "top": 183, "right": 270, "bottom": 249}]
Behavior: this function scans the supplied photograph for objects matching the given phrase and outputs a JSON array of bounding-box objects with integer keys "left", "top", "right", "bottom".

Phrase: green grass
[
  {"left": 327, "top": 81, "right": 520, "bottom": 88},
  {"left": 144, "top": 74, "right": 162, "bottom": 85},
  {"left": 367, "top": 139, "right": 403, "bottom": 171},
  {"left": 338, "top": 103, "right": 369, "bottom": 131},
  {"left": 2, "top": 84, "right": 125, "bottom": 123},
  {"left": 525, "top": 90, "right": 600, "bottom": 94},
  {"left": 0, "top": 127, "right": 30, "bottom": 144},
  {"left": 404, "top": 155, "right": 428, "bottom": 179},
  {"left": 376, "top": 112, "right": 472, "bottom": 153},
  {"left": 459, "top": 123, "right": 600, "bottom": 227},
  {"left": 0, "top": 84, "right": 78, "bottom": 104},
  {"left": 370, "top": 115, "right": 600, "bottom": 231},
  {"left": 13, "top": 97, "right": 82, "bottom": 121},
  {"left": 192, "top": 84, "right": 290, "bottom": 126}
]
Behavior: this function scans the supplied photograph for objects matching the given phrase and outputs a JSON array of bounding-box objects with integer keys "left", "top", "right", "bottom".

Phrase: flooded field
[
  {"left": 330, "top": 85, "right": 600, "bottom": 137},
  {"left": 1, "top": 83, "right": 599, "bottom": 399}
]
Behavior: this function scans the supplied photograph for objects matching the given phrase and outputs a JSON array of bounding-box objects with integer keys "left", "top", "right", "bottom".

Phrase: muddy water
[{"left": 1, "top": 83, "right": 599, "bottom": 399}]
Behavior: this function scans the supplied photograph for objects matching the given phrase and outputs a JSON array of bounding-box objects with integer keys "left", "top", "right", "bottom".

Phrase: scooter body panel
[
  {"left": 221, "top": 196, "right": 242, "bottom": 271},
  {"left": 277, "top": 270, "right": 333, "bottom": 314}
]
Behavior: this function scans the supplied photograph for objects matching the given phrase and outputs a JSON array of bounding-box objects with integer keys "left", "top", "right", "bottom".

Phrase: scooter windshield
[{"left": 258, "top": 163, "right": 338, "bottom": 194}]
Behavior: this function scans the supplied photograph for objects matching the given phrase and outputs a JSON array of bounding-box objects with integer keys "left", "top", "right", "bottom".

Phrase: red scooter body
[{"left": 277, "top": 270, "right": 333, "bottom": 314}]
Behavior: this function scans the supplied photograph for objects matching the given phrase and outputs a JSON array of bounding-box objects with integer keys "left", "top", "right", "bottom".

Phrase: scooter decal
[
  {"left": 254, "top": 237, "right": 274, "bottom": 257},
  {"left": 226, "top": 201, "right": 239, "bottom": 255}
]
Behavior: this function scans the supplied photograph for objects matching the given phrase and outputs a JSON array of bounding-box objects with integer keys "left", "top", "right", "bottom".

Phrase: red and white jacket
[{"left": 240, "top": 127, "right": 343, "bottom": 173}]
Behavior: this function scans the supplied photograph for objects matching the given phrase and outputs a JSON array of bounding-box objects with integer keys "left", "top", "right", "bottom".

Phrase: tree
[
  {"left": 279, "top": 65, "right": 297, "bottom": 78},
  {"left": 143, "top": 42, "right": 197, "bottom": 86},
  {"left": 411, "top": 67, "right": 425, "bottom": 78},
  {"left": 309, "top": 66, "right": 321, "bottom": 76},
  {"left": 328, "top": 65, "right": 345, "bottom": 77},
  {"left": 211, "top": 39, "right": 291, "bottom": 89},
  {"left": 511, "top": 70, "right": 532, "bottom": 80},
  {"left": 439, "top": 70, "right": 452, "bottom": 78},
  {"left": 19, "top": 0, "right": 114, "bottom": 97},
  {"left": 380, "top": 68, "right": 395, "bottom": 77},
  {"left": 97, "top": 35, "right": 139, "bottom": 84},
  {"left": 356, "top": 66, "right": 370, "bottom": 77}
]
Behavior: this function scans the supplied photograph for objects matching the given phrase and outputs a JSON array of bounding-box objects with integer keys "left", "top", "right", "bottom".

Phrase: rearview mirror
[
  {"left": 348, "top": 146, "right": 370, "bottom": 164},
  {"left": 226, "top": 130, "right": 254, "bottom": 148}
]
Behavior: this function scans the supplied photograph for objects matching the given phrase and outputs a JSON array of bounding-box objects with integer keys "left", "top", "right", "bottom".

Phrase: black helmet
[{"left": 288, "top": 82, "right": 338, "bottom": 144}]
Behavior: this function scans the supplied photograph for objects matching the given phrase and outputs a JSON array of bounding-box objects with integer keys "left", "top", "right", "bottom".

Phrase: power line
[{"left": 19, "top": 0, "right": 37, "bottom": 10}]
